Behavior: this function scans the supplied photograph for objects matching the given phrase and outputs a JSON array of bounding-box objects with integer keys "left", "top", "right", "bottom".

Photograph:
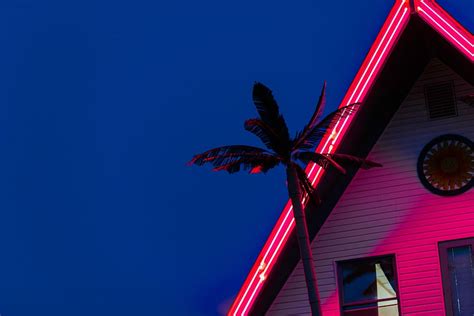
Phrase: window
[
  {"left": 338, "top": 255, "right": 400, "bottom": 316},
  {"left": 439, "top": 238, "right": 474, "bottom": 316}
]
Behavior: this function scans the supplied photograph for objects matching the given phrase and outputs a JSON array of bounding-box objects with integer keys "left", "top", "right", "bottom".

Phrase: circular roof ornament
[{"left": 417, "top": 134, "right": 474, "bottom": 196}]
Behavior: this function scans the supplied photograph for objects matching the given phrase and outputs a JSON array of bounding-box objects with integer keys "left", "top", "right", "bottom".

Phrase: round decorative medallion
[{"left": 417, "top": 134, "right": 474, "bottom": 196}]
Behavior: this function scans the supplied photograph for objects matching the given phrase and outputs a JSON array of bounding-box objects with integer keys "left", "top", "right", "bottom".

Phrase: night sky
[{"left": 0, "top": 1, "right": 472, "bottom": 315}]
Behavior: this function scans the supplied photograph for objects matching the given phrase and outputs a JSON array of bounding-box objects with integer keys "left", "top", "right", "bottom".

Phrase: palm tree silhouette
[{"left": 189, "top": 82, "right": 381, "bottom": 315}]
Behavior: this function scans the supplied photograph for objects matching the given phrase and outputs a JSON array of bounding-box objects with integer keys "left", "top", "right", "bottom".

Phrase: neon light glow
[
  {"left": 228, "top": 1, "right": 471, "bottom": 314},
  {"left": 415, "top": 0, "right": 473, "bottom": 61}
]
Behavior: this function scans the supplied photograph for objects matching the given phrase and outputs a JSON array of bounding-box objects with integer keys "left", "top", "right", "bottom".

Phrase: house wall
[{"left": 267, "top": 58, "right": 474, "bottom": 316}]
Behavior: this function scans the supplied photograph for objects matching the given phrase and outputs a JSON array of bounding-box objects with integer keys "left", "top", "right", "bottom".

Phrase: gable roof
[{"left": 228, "top": 1, "right": 473, "bottom": 314}]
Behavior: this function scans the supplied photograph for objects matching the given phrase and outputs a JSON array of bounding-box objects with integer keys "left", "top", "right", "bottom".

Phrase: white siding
[{"left": 267, "top": 59, "right": 474, "bottom": 316}]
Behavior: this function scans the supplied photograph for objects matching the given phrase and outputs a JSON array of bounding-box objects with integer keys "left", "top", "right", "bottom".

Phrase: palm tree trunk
[{"left": 286, "top": 165, "right": 322, "bottom": 316}]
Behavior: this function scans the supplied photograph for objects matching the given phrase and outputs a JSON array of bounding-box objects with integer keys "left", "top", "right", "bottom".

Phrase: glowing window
[{"left": 338, "top": 255, "right": 400, "bottom": 316}]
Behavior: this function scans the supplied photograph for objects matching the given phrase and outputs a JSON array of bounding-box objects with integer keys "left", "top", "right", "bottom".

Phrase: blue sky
[{"left": 0, "top": 1, "right": 471, "bottom": 315}]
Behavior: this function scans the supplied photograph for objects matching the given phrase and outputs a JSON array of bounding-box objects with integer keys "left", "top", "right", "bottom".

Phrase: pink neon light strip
[
  {"left": 416, "top": 0, "right": 473, "bottom": 61},
  {"left": 228, "top": 1, "right": 411, "bottom": 314},
  {"left": 346, "top": 1, "right": 407, "bottom": 105},
  {"left": 422, "top": 1, "right": 471, "bottom": 46}
]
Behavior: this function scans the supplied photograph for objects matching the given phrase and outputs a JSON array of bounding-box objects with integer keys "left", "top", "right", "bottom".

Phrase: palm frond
[
  {"left": 293, "top": 82, "right": 326, "bottom": 146},
  {"left": 189, "top": 145, "right": 280, "bottom": 174},
  {"left": 213, "top": 155, "right": 280, "bottom": 174},
  {"left": 330, "top": 154, "right": 382, "bottom": 169},
  {"left": 189, "top": 145, "right": 271, "bottom": 167},
  {"left": 292, "top": 104, "right": 359, "bottom": 152},
  {"left": 292, "top": 163, "right": 320, "bottom": 206},
  {"left": 294, "top": 151, "right": 346, "bottom": 175},
  {"left": 252, "top": 82, "right": 290, "bottom": 145},
  {"left": 244, "top": 118, "right": 280, "bottom": 153}
]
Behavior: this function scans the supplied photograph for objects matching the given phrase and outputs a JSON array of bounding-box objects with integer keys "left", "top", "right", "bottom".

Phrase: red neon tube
[{"left": 415, "top": 0, "right": 473, "bottom": 61}]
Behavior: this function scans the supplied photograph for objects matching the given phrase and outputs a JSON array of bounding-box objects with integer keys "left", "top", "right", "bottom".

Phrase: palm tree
[{"left": 189, "top": 82, "right": 381, "bottom": 315}]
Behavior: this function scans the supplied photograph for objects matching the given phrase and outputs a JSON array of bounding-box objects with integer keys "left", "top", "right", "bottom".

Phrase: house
[{"left": 228, "top": 0, "right": 473, "bottom": 315}]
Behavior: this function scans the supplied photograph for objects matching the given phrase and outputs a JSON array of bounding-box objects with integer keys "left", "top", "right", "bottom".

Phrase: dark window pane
[
  {"left": 341, "top": 257, "right": 397, "bottom": 304},
  {"left": 447, "top": 245, "right": 474, "bottom": 316}
]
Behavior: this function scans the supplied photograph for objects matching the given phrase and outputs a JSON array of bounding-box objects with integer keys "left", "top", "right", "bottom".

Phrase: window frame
[
  {"left": 438, "top": 238, "right": 474, "bottom": 316},
  {"left": 336, "top": 254, "right": 401, "bottom": 315}
]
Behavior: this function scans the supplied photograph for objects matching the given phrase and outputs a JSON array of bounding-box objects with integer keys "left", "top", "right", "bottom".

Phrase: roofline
[
  {"left": 415, "top": 0, "right": 473, "bottom": 62},
  {"left": 228, "top": 1, "right": 472, "bottom": 314}
]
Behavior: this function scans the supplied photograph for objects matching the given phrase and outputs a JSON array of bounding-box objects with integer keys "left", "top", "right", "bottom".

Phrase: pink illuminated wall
[
  {"left": 228, "top": 1, "right": 473, "bottom": 315},
  {"left": 268, "top": 58, "right": 474, "bottom": 315}
]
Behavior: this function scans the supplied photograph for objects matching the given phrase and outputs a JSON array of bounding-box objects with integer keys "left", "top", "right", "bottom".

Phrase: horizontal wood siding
[{"left": 267, "top": 59, "right": 474, "bottom": 315}]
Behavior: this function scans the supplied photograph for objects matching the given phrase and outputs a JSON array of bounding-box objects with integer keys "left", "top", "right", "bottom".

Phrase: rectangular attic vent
[{"left": 424, "top": 82, "right": 457, "bottom": 120}]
